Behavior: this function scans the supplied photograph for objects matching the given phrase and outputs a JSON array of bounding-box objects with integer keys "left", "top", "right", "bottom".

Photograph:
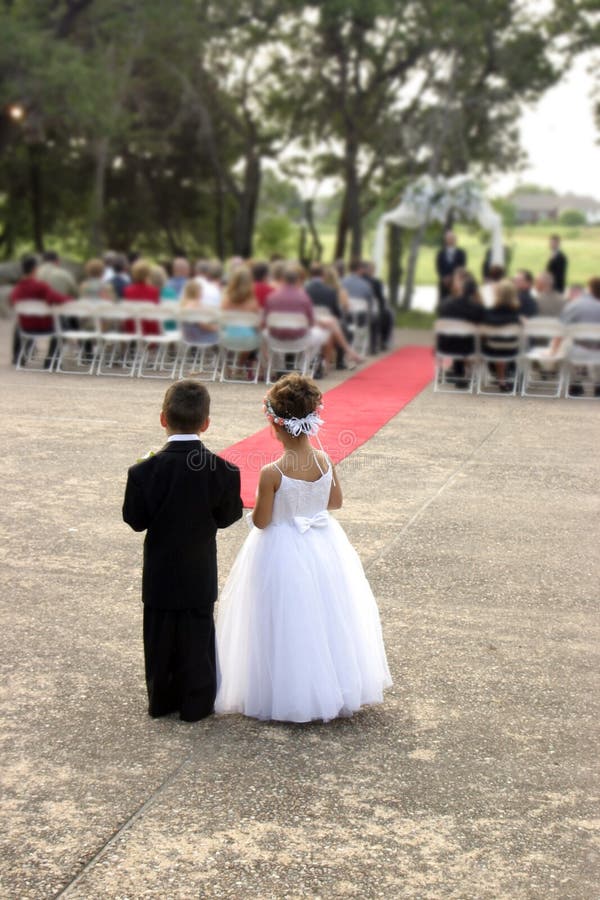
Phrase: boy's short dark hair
[{"left": 162, "top": 380, "right": 210, "bottom": 433}]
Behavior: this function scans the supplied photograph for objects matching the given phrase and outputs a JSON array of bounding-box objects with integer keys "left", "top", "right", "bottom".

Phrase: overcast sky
[{"left": 489, "top": 53, "right": 600, "bottom": 199}]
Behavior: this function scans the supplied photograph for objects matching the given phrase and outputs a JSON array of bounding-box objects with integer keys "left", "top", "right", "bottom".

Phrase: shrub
[{"left": 559, "top": 209, "right": 586, "bottom": 227}]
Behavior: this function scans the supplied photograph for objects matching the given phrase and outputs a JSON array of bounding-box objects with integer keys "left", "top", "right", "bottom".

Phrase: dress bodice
[{"left": 270, "top": 464, "right": 332, "bottom": 525}]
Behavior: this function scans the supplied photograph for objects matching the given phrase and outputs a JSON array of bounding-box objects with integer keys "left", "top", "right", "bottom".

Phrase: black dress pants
[{"left": 143, "top": 606, "right": 217, "bottom": 721}]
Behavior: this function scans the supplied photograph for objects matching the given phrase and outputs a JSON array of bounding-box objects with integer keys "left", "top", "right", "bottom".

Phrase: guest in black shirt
[
  {"left": 483, "top": 279, "right": 522, "bottom": 391},
  {"left": 437, "top": 271, "right": 484, "bottom": 384},
  {"left": 514, "top": 269, "right": 538, "bottom": 318}
]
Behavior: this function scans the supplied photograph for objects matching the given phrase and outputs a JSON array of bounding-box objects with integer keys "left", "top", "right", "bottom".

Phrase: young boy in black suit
[{"left": 123, "top": 380, "right": 243, "bottom": 721}]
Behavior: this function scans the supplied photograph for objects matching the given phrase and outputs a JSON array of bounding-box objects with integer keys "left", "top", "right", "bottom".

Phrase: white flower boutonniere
[{"left": 136, "top": 450, "right": 156, "bottom": 463}]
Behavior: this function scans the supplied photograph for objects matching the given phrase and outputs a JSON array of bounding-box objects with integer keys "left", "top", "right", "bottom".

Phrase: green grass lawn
[{"left": 319, "top": 223, "right": 600, "bottom": 286}]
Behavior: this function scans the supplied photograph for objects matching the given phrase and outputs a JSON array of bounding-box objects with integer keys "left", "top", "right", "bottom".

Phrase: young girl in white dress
[{"left": 215, "top": 374, "right": 392, "bottom": 723}]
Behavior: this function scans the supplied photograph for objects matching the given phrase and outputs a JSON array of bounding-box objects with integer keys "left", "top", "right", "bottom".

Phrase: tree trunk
[
  {"left": 334, "top": 188, "right": 349, "bottom": 260},
  {"left": 387, "top": 224, "right": 403, "bottom": 309},
  {"left": 89, "top": 137, "right": 109, "bottom": 255},
  {"left": 28, "top": 144, "right": 44, "bottom": 253},
  {"left": 298, "top": 224, "right": 307, "bottom": 267},
  {"left": 304, "top": 199, "right": 323, "bottom": 262},
  {"left": 232, "top": 152, "right": 261, "bottom": 257},
  {"left": 403, "top": 224, "right": 426, "bottom": 311},
  {"left": 213, "top": 177, "right": 226, "bottom": 259},
  {"left": 345, "top": 141, "right": 362, "bottom": 259}
]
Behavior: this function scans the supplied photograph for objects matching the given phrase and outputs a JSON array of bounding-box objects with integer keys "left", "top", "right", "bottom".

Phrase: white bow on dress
[{"left": 293, "top": 511, "right": 330, "bottom": 533}]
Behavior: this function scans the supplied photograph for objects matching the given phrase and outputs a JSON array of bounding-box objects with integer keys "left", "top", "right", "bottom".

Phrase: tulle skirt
[{"left": 215, "top": 517, "right": 392, "bottom": 723}]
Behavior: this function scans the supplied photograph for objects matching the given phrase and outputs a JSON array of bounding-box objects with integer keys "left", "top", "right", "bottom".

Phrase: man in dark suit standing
[
  {"left": 547, "top": 235, "right": 568, "bottom": 293},
  {"left": 123, "top": 380, "right": 243, "bottom": 722},
  {"left": 436, "top": 230, "right": 467, "bottom": 303}
]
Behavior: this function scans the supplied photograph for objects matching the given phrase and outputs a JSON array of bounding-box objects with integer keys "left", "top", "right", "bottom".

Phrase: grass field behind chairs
[{"left": 319, "top": 223, "right": 600, "bottom": 287}]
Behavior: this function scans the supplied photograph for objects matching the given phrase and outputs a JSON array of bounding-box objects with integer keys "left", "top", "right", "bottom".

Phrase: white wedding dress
[{"left": 215, "top": 457, "right": 392, "bottom": 722}]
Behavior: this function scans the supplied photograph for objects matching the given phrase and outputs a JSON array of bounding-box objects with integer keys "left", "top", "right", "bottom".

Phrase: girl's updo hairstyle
[{"left": 268, "top": 374, "right": 322, "bottom": 423}]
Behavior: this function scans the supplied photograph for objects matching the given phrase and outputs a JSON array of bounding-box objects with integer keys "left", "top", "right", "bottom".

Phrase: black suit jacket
[
  {"left": 436, "top": 247, "right": 467, "bottom": 280},
  {"left": 547, "top": 251, "right": 567, "bottom": 293},
  {"left": 123, "top": 440, "right": 243, "bottom": 610},
  {"left": 304, "top": 279, "right": 342, "bottom": 318},
  {"left": 437, "top": 296, "right": 484, "bottom": 356}
]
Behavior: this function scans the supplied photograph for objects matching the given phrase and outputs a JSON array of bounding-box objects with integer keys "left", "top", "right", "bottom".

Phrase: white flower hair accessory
[{"left": 263, "top": 396, "right": 324, "bottom": 437}]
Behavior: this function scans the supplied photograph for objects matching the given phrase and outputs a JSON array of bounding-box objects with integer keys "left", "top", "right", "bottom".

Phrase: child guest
[{"left": 123, "top": 380, "right": 243, "bottom": 721}]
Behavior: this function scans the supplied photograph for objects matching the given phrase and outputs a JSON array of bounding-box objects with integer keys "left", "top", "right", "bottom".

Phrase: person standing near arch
[
  {"left": 546, "top": 235, "right": 568, "bottom": 294},
  {"left": 436, "top": 230, "right": 467, "bottom": 304}
]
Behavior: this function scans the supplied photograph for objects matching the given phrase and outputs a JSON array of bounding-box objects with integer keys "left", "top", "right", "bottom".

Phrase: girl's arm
[
  {"left": 328, "top": 463, "right": 343, "bottom": 510},
  {"left": 252, "top": 465, "right": 280, "bottom": 528}
]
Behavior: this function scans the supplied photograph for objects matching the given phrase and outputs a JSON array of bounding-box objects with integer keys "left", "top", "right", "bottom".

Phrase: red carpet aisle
[{"left": 221, "top": 345, "right": 433, "bottom": 507}]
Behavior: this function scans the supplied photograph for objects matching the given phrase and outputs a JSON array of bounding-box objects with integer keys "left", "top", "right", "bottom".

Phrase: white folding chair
[
  {"left": 218, "top": 311, "right": 262, "bottom": 383},
  {"left": 53, "top": 300, "right": 100, "bottom": 375},
  {"left": 177, "top": 308, "right": 221, "bottom": 381},
  {"left": 564, "top": 323, "right": 600, "bottom": 399},
  {"left": 96, "top": 306, "right": 139, "bottom": 376},
  {"left": 477, "top": 324, "right": 522, "bottom": 396},
  {"left": 136, "top": 307, "right": 182, "bottom": 379},
  {"left": 263, "top": 312, "right": 312, "bottom": 384},
  {"left": 14, "top": 301, "right": 57, "bottom": 372},
  {"left": 346, "top": 297, "right": 370, "bottom": 356},
  {"left": 520, "top": 318, "right": 566, "bottom": 398},
  {"left": 433, "top": 320, "right": 479, "bottom": 393}
]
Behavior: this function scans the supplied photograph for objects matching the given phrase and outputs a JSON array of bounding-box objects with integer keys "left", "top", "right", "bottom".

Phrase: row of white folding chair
[
  {"left": 28, "top": 303, "right": 315, "bottom": 383},
  {"left": 262, "top": 312, "right": 315, "bottom": 384},
  {"left": 346, "top": 297, "right": 370, "bottom": 356},
  {"left": 434, "top": 319, "right": 600, "bottom": 398}
]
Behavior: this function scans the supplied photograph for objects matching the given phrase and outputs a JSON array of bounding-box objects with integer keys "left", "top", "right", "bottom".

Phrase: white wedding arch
[{"left": 373, "top": 174, "right": 505, "bottom": 275}]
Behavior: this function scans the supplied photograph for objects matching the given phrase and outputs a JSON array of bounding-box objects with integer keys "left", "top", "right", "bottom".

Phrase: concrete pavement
[{"left": 1, "top": 320, "right": 599, "bottom": 899}]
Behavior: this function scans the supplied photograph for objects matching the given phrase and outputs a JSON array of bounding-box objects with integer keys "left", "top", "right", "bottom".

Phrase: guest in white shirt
[{"left": 195, "top": 259, "right": 222, "bottom": 309}]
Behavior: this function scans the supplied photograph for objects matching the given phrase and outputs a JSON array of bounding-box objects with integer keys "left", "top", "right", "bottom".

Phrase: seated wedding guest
[
  {"left": 304, "top": 263, "right": 342, "bottom": 319},
  {"left": 269, "top": 259, "right": 287, "bottom": 293},
  {"left": 437, "top": 271, "right": 484, "bottom": 386},
  {"left": 534, "top": 272, "right": 565, "bottom": 317},
  {"left": 304, "top": 263, "right": 363, "bottom": 370},
  {"left": 107, "top": 255, "right": 129, "bottom": 299},
  {"left": 223, "top": 256, "right": 244, "bottom": 286},
  {"left": 163, "top": 257, "right": 190, "bottom": 300},
  {"left": 342, "top": 259, "right": 378, "bottom": 353},
  {"left": 333, "top": 259, "right": 346, "bottom": 280},
  {"left": 221, "top": 264, "right": 258, "bottom": 314},
  {"left": 514, "top": 269, "right": 538, "bottom": 318},
  {"left": 219, "top": 265, "right": 260, "bottom": 375},
  {"left": 195, "top": 259, "right": 222, "bottom": 308},
  {"left": 10, "top": 254, "right": 69, "bottom": 366},
  {"left": 481, "top": 263, "right": 506, "bottom": 307},
  {"left": 123, "top": 259, "right": 160, "bottom": 335},
  {"left": 482, "top": 279, "right": 522, "bottom": 391},
  {"left": 149, "top": 264, "right": 168, "bottom": 295},
  {"left": 363, "top": 260, "right": 394, "bottom": 351},
  {"left": 37, "top": 250, "right": 78, "bottom": 298},
  {"left": 180, "top": 280, "right": 219, "bottom": 344},
  {"left": 558, "top": 276, "right": 600, "bottom": 396},
  {"left": 79, "top": 258, "right": 116, "bottom": 301},
  {"left": 252, "top": 260, "right": 275, "bottom": 308},
  {"left": 102, "top": 251, "right": 118, "bottom": 283},
  {"left": 263, "top": 264, "right": 333, "bottom": 372},
  {"left": 323, "top": 265, "right": 350, "bottom": 316}
]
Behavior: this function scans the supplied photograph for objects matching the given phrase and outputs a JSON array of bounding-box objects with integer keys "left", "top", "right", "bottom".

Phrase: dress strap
[
  {"left": 271, "top": 461, "right": 284, "bottom": 476},
  {"left": 312, "top": 450, "right": 325, "bottom": 475}
]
